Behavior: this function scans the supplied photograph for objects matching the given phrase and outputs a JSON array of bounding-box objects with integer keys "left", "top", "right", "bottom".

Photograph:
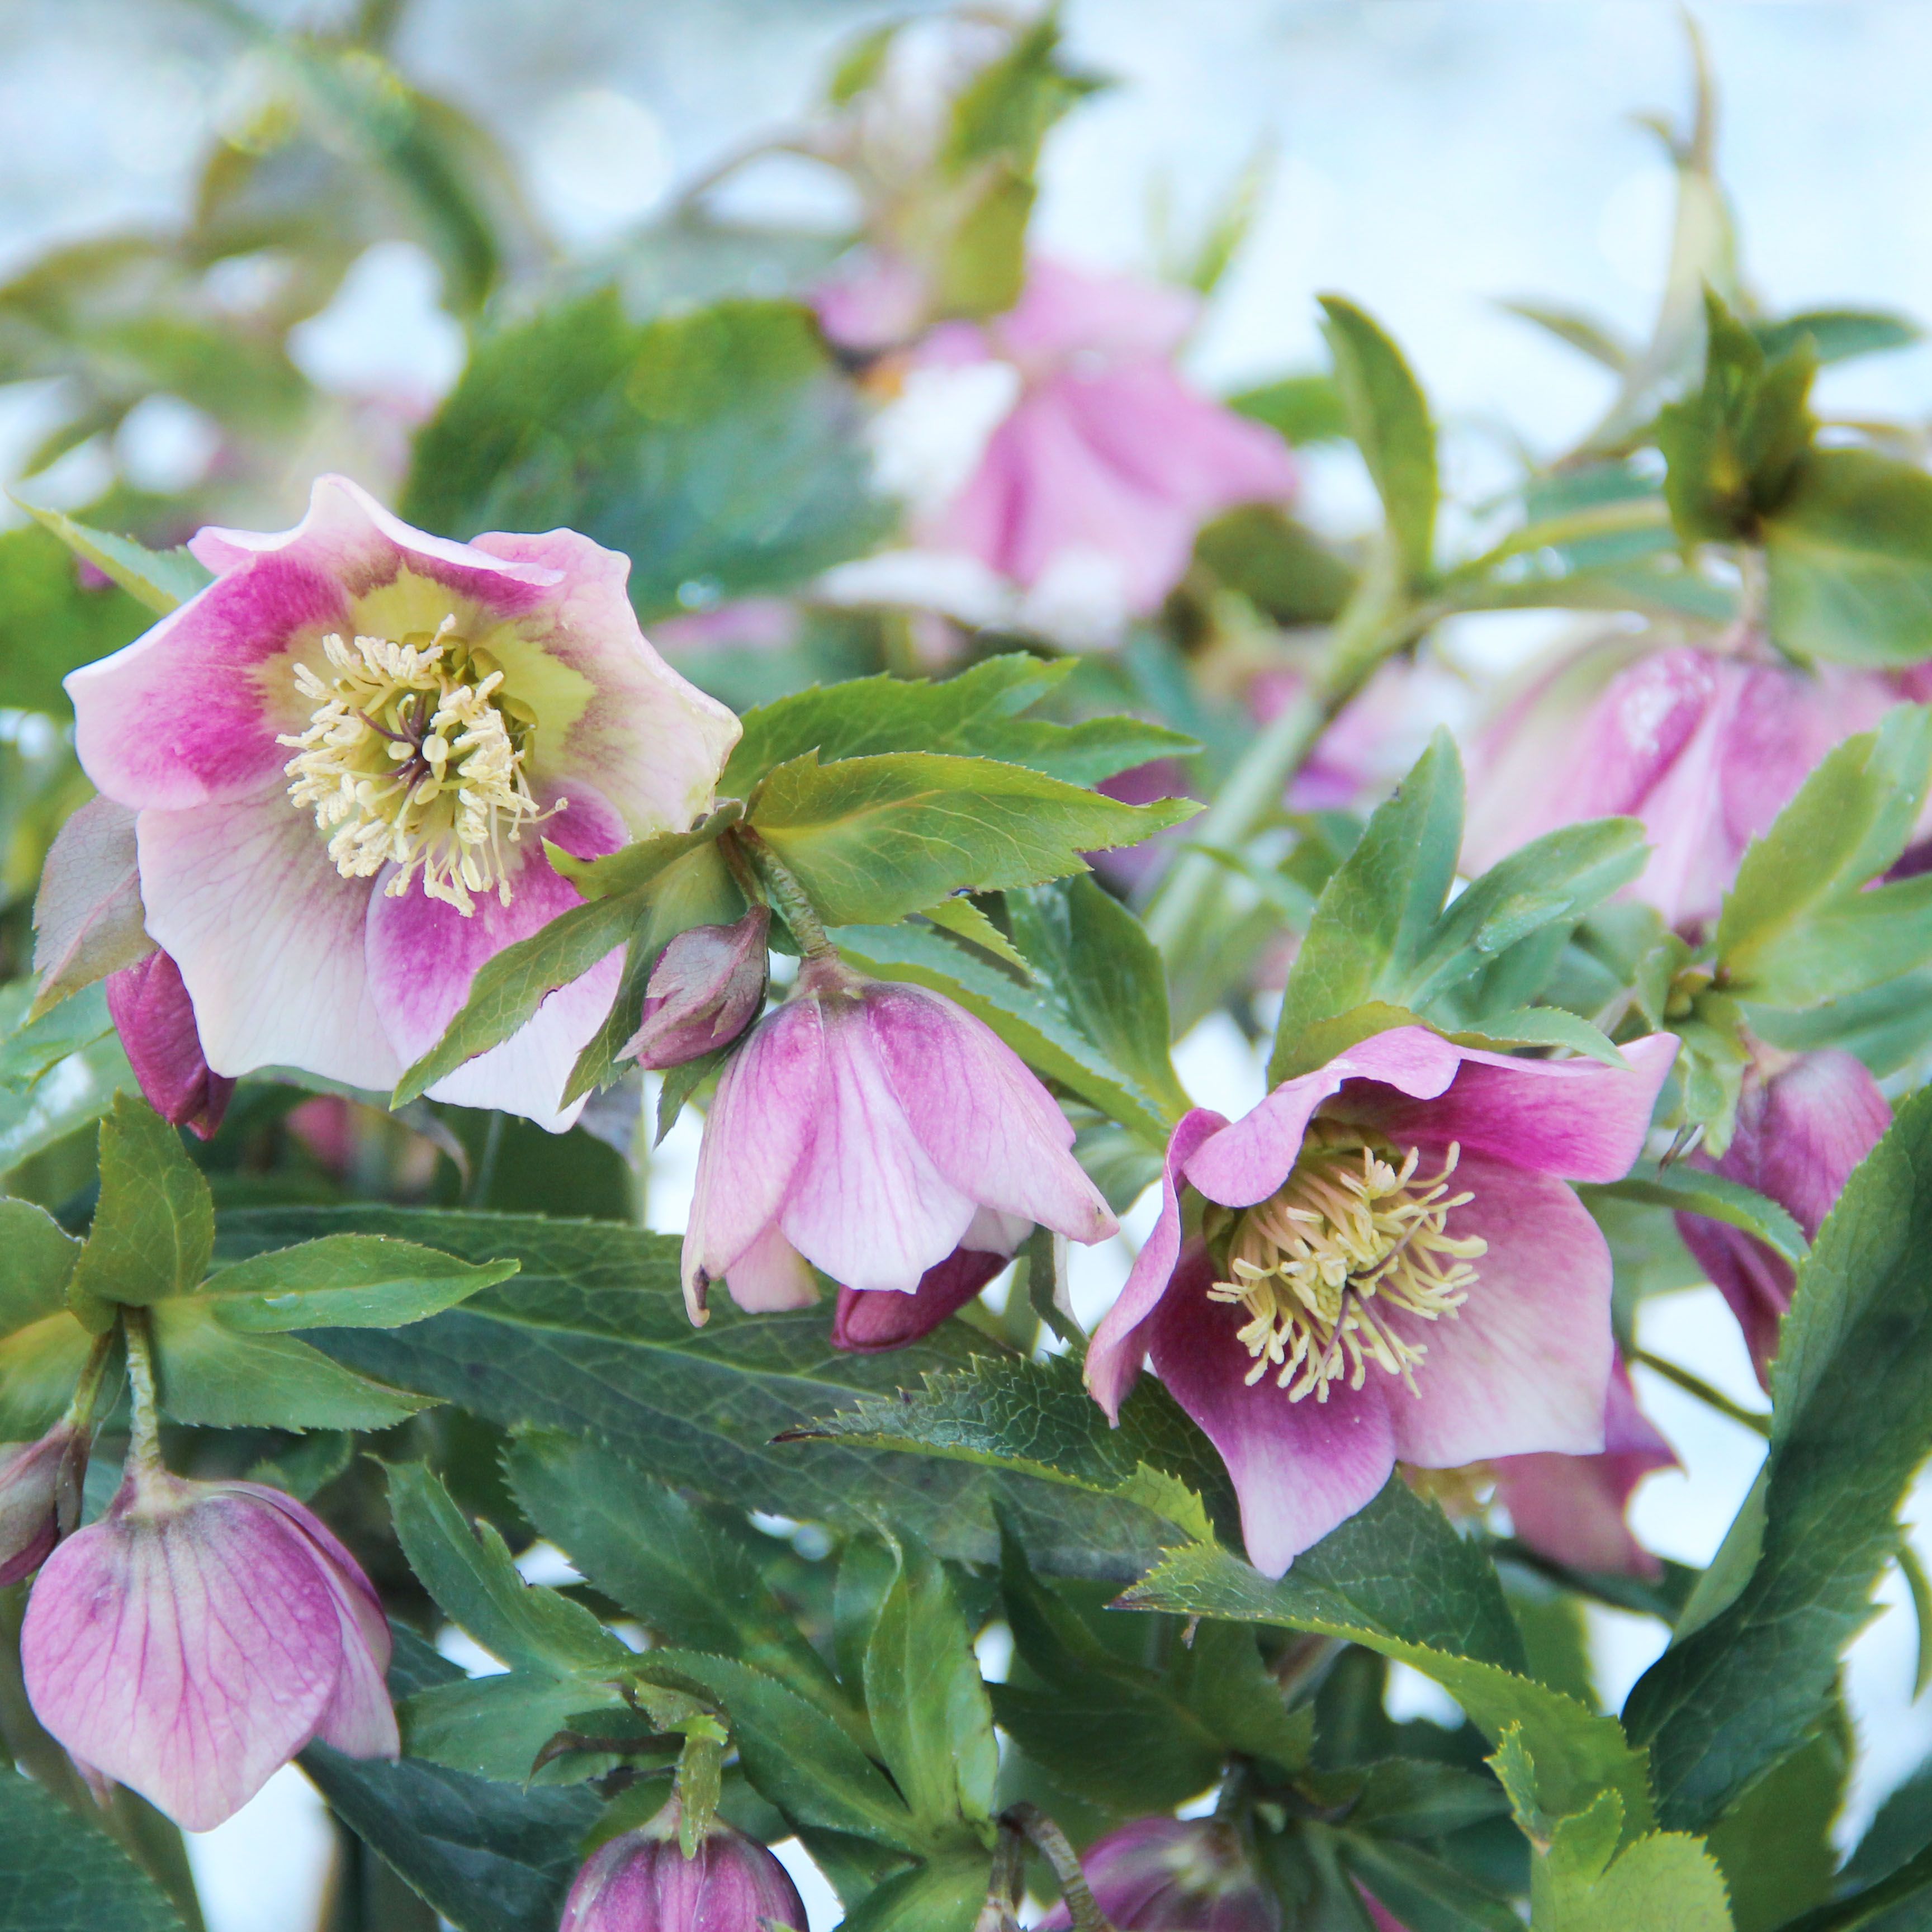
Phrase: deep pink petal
[
  {"left": 864, "top": 982, "right": 1115, "bottom": 1244},
  {"left": 1086, "top": 1107, "right": 1228, "bottom": 1421},
  {"left": 1382, "top": 1152, "right": 1612, "bottom": 1466},
  {"left": 832, "top": 1246, "right": 1011, "bottom": 1353},
  {"left": 137, "top": 793, "right": 401, "bottom": 1093},
  {"left": 105, "top": 950, "right": 236, "bottom": 1139}
]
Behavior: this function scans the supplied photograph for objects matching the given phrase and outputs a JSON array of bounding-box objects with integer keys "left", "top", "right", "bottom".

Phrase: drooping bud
[
  {"left": 21, "top": 1467, "right": 396, "bottom": 1830},
  {"left": 560, "top": 1812, "right": 807, "bottom": 1932},
  {"left": 0, "top": 1422, "right": 88, "bottom": 1587},
  {"left": 620, "top": 907, "right": 770, "bottom": 1071},
  {"left": 104, "top": 949, "right": 236, "bottom": 1140},
  {"left": 831, "top": 1208, "right": 1029, "bottom": 1352},
  {"left": 1039, "top": 1818, "right": 1279, "bottom": 1932},
  {"left": 1676, "top": 1048, "right": 1891, "bottom": 1384}
]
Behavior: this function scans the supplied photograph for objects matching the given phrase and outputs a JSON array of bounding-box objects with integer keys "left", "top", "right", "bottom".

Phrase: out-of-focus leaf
[
  {"left": 0, "top": 1023, "right": 135, "bottom": 1174},
  {"left": 1498, "top": 300, "right": 1635, "bottom": 372},
  {"left": 1192, "top": 503, "right": 1356, "bottom": 626},
  {"left": 1755, "top": 308, "right": 1922, "bottom": 366},
  {"left": 0, "top": 523, "right": 151, "bottom": 717},
  {"left": 15, "top": 500, "right": 211, "bottom": 615},
  {"left": 1227, "top": 371, "right": 1352, "bottom": 443}
]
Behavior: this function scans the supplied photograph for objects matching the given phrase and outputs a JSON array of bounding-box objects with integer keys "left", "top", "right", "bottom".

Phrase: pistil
[{"left": 1208, "top": 1119, "right": 1485, "bottom": 1403}]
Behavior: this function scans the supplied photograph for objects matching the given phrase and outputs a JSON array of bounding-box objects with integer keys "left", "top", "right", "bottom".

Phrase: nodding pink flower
[
  {"left": 681, "top": 954, "right": 1115, "bottom": 1323},
  {"left": 21, "top": 1467, "right": 396, "bottom": 1830},
  {"left": 560, "top": 1811, "right": 807, "bottom": 1932},
  {"left": 0, "top": 1422, "right": 87, "bottom": 1588},
  {"left": 886, "top": 259, "right": 1295, "bottom": 638},
  {"left": 65, "top": 475, "right": 740, "bottom": 1130},
  {"left": 1463, "top": 633, "right": 1905, "bottom": 932},
  {"left": 1677, "top": 1048, "right": 1891, "bottom": 1386},
  {"left": 105, "top": 949, "right": 236, "bottom": 1140},
  {"left": 1087, "top": 1026, "right": 1677, "bottom": 1576},
  {"left": 1039, "top": 1819, "right": 1278, "bottom": 1932},
  {"left": 1490, "top": 1355, "right": 1676, "bottom": 1579},
  {"left": 619, "top": 907, "right": 770, "bottom": 1071}
]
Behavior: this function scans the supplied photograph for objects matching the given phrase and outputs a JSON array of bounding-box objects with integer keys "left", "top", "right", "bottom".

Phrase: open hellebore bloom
[
  {"left": 0, "top": 1422, "right": 88, "bottom": 1588},
  {"left": 66, "top": 475, "right": 739, "bottom": 1130},
  {"left": 619, "top": 906, "right": 769, "bottom": 1071},
  {"left": 1039, "top": 1817, "right": 1279, "bottom": 1932},
  {"left": 1464, "top": 634, "right": 1903, "bottom": 931},
  {"left": 1087, "top": 1026, "right": 1677, "bottom": 1576},
  {"left": 1490, "top": 1355, "right": 1677, "bottom": 1579},
  {"left": 683, "top": 954, "right": 1115, "bottom": 1324},
  {"left": 560, "top": 1813, "right": 807, "bottom": 1932},
  {"left": 21, "top": 1467, "right": 396, "bottom": 1830},
  {"left": 1677, "top": 1047, "right": 1891, "bottom": 1385},
  {"left": 105, "top": 948, "right": 237, "bottom": 1139}
]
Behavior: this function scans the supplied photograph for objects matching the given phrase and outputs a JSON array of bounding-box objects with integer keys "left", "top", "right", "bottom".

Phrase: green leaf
[
  {"left": 1498, "top": 300, "right": 1635, "bottom": 372},
  {"left": 69, "top": 1094, "right": 214, "bottom": 1317},
  {"left": 14, "top": 498, "right": 212, "bottom": 615},
  {"left": 918, "top": 896, "right": 1031, "bottom": 972},
  {"left": 1755, "top": 308, "right": 1922, "bottom": 366},
  {"left": 1716, "top": 704, "right": 1932, "bottom": 1007},
  {"left": 1579, "top": 1164, "right": 1806, "bottom": 1269},
  {"left": 400, "top": 1671, "right": 622, "bottom": 1785},
  {"left": 943, "top": 11, "right": 1101, "bottom": 179},
  {"left": 0, "top": 1026, "right": 135, "bottom": 1175},
  {"left": 1227, "top": 371, "right": 1352, "bottom": 443},
  {"left": 745, "top": 750, "right": 1195, "bottom": 929},
  {"left": 401, "top": 293, "right": 889, "bottom": 619},
  {"left": 0, "top": 1197, "right": 81, "bottom": 1336},
  {"left": 214, "top": 1205, "right": 1185, "bottom": 1578},
  {"left": 1623, "top": 1087, "right": 1932, "bottom": 1830},
  {"left": 0, "top": 982, "right": 114, "bottom": 1092},
  {"left": 1318, "top": 295, "right": 1438, "bottom": 586},
  {"left": 149, "top": 1298, "right": 434, "bottom": 1431},
  {"left": 0, "top": 1309, "right": 96, "bottom": 1437},
  {"left": 1704, "top": 1721, "right": 1846, "bottom": 1932},
  {"left": 1765, "top": 447, "right": 1932, "bottom": 666},
  {"left": 198, "top": 1235, "right": 519, "bottom": 1331},
  {"left": 836, "top": 1852, "right": 989, "bottom": 1932},
  {"left": 1335, "top": 1832, "right": 1522, "bottom": 1932},
  {"left": 29, "top": 795, "right": 151, "bottom": 1021},
  {"left": 719, "top": 655, "right": 1192, "bottom": 799},
  {"left": 0, "top": 521, "right": 151, "bottom": 716},
  {"left": 0, "top": 1771, "right": 187, "bottom": 1932}
]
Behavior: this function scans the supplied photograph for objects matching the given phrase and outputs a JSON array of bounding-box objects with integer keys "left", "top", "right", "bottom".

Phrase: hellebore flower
[
  {"left": 682, "top": 954, "right": 1115, "bottom": 1322},
  {"left": 620, "top": 907, "right": 770, "bottom": 1071},
  {"left": 105, "top": 949, "right": 237, "bottom": 1139},
  {"left": 1490, "top": 1355, "right": 1676, "bottom": 1579},
  {"left": 1463, "top": 633, "right": 1903, "bottom": 931},
  {"left": 1039, "top": 1818, "right": 1279, "bottom": 1932},
  {"left": 0, "top": 1422, "right": 87, "bottom": 1588},
  {"left": 21, "top": 1467, "right": 396, "bottom": 1830},
  {"left": 560, "top": 1812, "right": 807, "bottom": 1932},
  {"left": 66, "top": 475, "right": 739, "bottom": 1130},
  {"left": 866, "top": 259, "right": 1296, "bottom": 645},
  {"left": 1677, "top": 1047, "right": 1891, "bottom": 1385},
  {"left": 1087, "top": 1026, "right": 1677, "bottom": 1576}
]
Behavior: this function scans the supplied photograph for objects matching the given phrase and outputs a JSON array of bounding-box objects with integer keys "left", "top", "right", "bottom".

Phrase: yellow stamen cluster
[
  {"left": 1208, "top": 1119, "right": 1485, "bottom": 1403},
  {"left": 279, "top": 617, "right": 556, "bottom": 916}
]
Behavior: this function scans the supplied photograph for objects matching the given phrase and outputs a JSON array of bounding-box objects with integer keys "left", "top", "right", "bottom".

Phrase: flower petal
[
  {"left": 105, "top": 949, "right": 236, "bottom": 1139},
  {"left": 1382, "top": 1152, "right": 1612, "bottom": 1466},
  {"left": 832, "top": 1244, "right": 1012, "bottom": 1353},
  {"left": 138, "top": 793, "right": 401, "bottom": 1093},
  {"left": 723, "top": 1222, "right": 822, "bottom": 1313},
  {"left": 1148, "top": 1243, "right": 1396, "bottom": 1578}
]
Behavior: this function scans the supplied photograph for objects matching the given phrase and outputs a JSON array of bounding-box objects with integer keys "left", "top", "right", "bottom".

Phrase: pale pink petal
[
  {"left": 364, "top": 789, "right": 627, "bottom": 1131},
  {"left": 864, "top": 982, "right": 1115, "bottom": 1243},
  {"left": 232, "top": 1483, "right": 391, "bottom": 1676},
  {"left": 1086, "top": 1107, "right": 1227, "bottom": 1420},
  {"left": 1148, "top": 1243, "right": 1397, "bottom": 1578},
  {"left": 995, "top": 259, "right": 1199, "bottom": 363},
  {"left": 1383, "top": 1153, "right": 1612, "bottom": 1467},
  {"left": 138, "top": 793, "right": 401, "bottom": 1093},
  {"left": 723, "top": 1223, "right": 821, "bottom": 1313},
  {"left": 778, "top": 997, "right": 978, "bottom": 1292}
]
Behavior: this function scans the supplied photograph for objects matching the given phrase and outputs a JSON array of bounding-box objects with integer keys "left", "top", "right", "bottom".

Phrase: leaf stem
[
  {"left": 734, "top": 827, "right": 837, "bottom": 962},
  {"left": 121, "top": 1307, "right": 166, "bottom": 1476},
  {"left": 1629, "top": 1347, "right": 1771, "bottom": 1438},
  {"left": 1007, "top": 1803, "right": 1115, "bottom": 1932},
  {"left": 61, "top": 1330, "right": 117, "bottom": 1432}
]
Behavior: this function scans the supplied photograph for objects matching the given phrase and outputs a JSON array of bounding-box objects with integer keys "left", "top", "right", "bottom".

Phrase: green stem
[
  {"left": 1629, "top": 1347, "right": 1770, "bottom": 1438},
  {"left": 121, "top": 1308, "right": 166, "bottom": 1476},
  {"left": 735, "top": 828, "right": 837, "bottom": 963},
  {"left": 1007, "top": 1804, "right": 1115, "bottom": 1932},
  {"left": 61, "top": 1331, "right": 117, "bottom": 1433}
]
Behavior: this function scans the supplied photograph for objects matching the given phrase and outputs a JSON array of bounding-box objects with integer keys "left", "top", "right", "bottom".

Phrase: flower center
[
  {"left": 1207, "top": 1120, "right": 1485, "bottom": 1403},
  {"left": 278, "top": 617, "right": 557, "bottom": 916}
]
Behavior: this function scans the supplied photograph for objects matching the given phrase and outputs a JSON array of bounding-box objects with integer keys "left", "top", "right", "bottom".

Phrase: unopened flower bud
[
  {"left": 0, "top": 1422, "right": 87, "bottom": 1587},
  {"left": 21, "top": 1467, "right": 396, "bottom": 1830},
  {"left": 105, "top": 949, "right": 236, "bottom": 1140},
  {"left": 620, "top": 907, "right": 770, "bottom": 1071},
  {"left": 560, "top": 1811, "right": 807, "bottom": 1932},
  {"left": 1039, "top": 1818, "right": 1278, "bottom": 1931}
]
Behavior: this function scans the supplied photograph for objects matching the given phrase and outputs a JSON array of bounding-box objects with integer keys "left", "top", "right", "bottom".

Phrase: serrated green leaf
[
  {"left": 69, "top": 1094, "right": 212, "bottom": 1318},
  {"left": 0, "top": 1772, "right": 187, "bottom": 1932},
  {"left": 918, "top": 896, "right": 1031, "bottom": 972},
  {"left": 198, "top": 1235, "right": 518, "bottom": 1331},
  {"left": 745, "top": 750, "right": 1195, "bottom": 928},
  {"left": 0, "top": 1197, "right": 80, "bottom": 1335},
  {"left": 1580, "top": 1163, "right": 1806, "bottom": 1268},
  {"left": 13, "top": 497, "right": 212, "bottom": 615},
  {"left": 400, "top": 1671, "right": 623, "bottom": 1785}
]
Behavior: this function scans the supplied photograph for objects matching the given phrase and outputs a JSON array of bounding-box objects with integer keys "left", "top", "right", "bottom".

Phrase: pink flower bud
[
  {"left": 0, "top": 1422, "right": 87, "bottom": 1588},
  {"left": 21, "top": 1467, "right": 396, "bottom": 1830},
  {"left": 620, "top": 907, "right": 770, "bottom": 1071},
  {"left": 105, "top": 949, "right": 236, "bottom": 1140},
  {"left": 831, "top": 1210, "right": 1026, "bottom": 1352},
  {"left": 560, "top": 1813, "right": 807, "bottom": 1932},
  {"left": 1039, "top": 1818, "right": 1278, "bottom": 1931},
  {"left": 1677, "top": 1048, "right": 1891, "bottom": 1385}
]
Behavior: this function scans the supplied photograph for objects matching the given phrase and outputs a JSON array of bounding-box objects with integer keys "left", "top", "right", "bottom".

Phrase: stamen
[
  {"left": 278, "top": 616, "right": 561, "bottom": 916},
  {"left": 1207, "top": 1119, "right": 1486, "bottom": 1404}
]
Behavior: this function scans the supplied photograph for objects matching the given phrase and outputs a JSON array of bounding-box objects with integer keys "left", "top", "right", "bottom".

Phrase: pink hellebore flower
[
  {"left": 1039, "top": 1818, "right": 1278, "bottom": 1932},
  {"left": 560, "top": 1813, "right": 807, "bottom": 1931},
  {"left": 619, "top": 907, "right": 769, "bottom": 1071},
  {"left": 1088, "top": 1026, "right": 1677, "bottom": 1577},
  {"left": 913, "top": 259, "right": 1296, "bottom": 627},
  {"left": 105, "top": 948, "right": 237, "bottom": 1139},
  {"left": 21, "top": 1467, "right": 396, "bottom": 1831},
  {"left": 682, "top": 955, "right": 1115, "bottom": 1323},
  {"left": 0, "top": 1421, "right": 88, "bottom": 1588},
  {"left": 1490, "top": 1355, "right": 1676, "bottom": 1580},
  {"left": 65, "top": 475, "right": 740, "bottom": 1130},
  {"left": 1463, "top": 635, "right": 1904, "bottom": 932},
  {"left": 1677, "top": 1048, "right": 1891, "bottom": 1386}
]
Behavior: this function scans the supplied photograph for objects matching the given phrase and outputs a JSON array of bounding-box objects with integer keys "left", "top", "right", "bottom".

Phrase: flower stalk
[
  {"left": 120, "top": 1307, "right": 164, "bottom": 1478},
  {"left": 1008, "top": 1803, "right": 1117, "bottom": 1932}
]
